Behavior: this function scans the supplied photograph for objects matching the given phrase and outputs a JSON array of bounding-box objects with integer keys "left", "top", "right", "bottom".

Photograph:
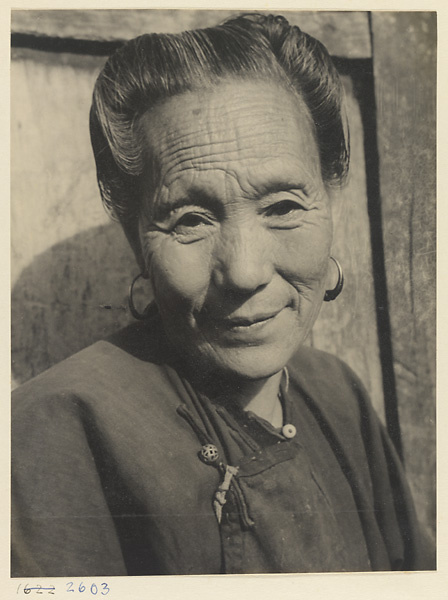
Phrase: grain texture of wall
[
  {"left": 12, "top": 9, "right": 372, "bottom": 57},
  {"left": 371, "top": 11, "right": 436, "bottom": 541}
]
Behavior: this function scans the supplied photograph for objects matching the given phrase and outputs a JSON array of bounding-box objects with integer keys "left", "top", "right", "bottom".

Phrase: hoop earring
[
  {"left": 324, "top": 257, "right": 344, "bottom": 302},
  {"left": 128, "top": 273, "right": 153, "bottom": 320}
]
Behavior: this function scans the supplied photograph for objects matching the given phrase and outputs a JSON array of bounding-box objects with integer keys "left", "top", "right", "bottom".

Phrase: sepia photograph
[{"left": 10, "top": 8, "right": 436, "bottom": 579}]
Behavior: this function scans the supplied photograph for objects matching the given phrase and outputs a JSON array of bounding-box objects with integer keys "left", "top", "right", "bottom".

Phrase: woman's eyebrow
[{"left": 258, "top": 181, "right": 307, "bottom": 196}]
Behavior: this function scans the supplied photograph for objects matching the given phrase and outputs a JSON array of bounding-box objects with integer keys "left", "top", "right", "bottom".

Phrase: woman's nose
[{"left": 213, "top": 223, "right": 274, "bottom": 294}]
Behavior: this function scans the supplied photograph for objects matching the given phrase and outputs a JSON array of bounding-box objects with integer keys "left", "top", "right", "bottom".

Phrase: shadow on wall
[{"left": 11, "top": 222, "right": 151, "bottom": 387}]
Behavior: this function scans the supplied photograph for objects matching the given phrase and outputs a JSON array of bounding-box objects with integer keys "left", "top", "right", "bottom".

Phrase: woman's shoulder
[
  {"left": 287, "top": 344, "right": 373, "bottom": 428},
  {"left": 11, "top": 321, "right": 175, "bottom": 416},
  {"left": 288, "top": 344, "right": 366, "bottom": 389}
]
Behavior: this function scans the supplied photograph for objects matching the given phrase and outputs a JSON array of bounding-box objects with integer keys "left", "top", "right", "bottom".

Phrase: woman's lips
[
  {"left": 221, "top": 311, "right": 279, "bottom": 328},
  {"left": 201, "top": 307, "right": 290, "bottom": 342}
]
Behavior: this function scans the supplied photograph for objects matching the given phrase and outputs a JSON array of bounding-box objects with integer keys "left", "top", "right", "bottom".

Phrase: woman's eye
[
  {"left": 171, "top": 211, "right": 215, "bottom": 240},
  {"left": 266, "top": 200, "right": 304, "bottom": 218},
  {"left": 174, "top": 213, "right": 208, "bottom": 229}
]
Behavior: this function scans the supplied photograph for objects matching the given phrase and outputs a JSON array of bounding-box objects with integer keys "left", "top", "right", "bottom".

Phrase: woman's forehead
[{"left": 140, "top": 80, "right": 321, "bottom": 192}]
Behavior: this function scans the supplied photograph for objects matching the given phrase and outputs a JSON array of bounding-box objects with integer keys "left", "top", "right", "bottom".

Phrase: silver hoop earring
[
  {"left": 128, "top": 273, "right": 153, "bottom": 320},
  {"left": 324, "top": 257, "right": 344, "bottom": 302}
]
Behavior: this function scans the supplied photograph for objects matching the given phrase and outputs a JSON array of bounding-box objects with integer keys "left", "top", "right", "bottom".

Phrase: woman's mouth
[
  {"left": 200, "top": 307, "right": 290, "bottom": 343},
  {"left": 222, "top": 311, "right": 279, "bottom": 329}
]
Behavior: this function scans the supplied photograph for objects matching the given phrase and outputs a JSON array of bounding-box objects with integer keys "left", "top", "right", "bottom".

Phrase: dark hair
[{"left": 90, "top": 13, "right": 349, "bottom": 242}]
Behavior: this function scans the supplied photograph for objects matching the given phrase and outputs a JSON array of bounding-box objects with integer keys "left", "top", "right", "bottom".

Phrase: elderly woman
[{"left": 12, "top": 13, "right": 433, "bottom": 576}]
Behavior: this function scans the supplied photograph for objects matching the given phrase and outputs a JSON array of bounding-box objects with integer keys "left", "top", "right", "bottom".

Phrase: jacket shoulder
[
  {"left": 287, "top": 345, "right": 377, "bottom": 449},
  {"left": 12, "top": 324, "right": 175, "bottom": 418},
  {"left": 288, "top": 345, "right": 369, "bottom": 406}
]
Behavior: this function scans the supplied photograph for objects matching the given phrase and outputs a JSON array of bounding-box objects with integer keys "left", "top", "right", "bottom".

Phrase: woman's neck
[{"left": 192, "top": 368, "right": 284, "bottom": 428}]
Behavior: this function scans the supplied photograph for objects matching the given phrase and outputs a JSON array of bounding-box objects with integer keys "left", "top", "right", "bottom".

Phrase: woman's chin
[
  {"left": 163, "top": 311, "right": 308, "bottom": 381},
  {"left": 194, "top": 341, "right": 301, "bottom": 382}
]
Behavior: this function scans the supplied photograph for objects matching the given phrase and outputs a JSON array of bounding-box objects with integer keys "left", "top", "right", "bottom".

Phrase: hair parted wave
[{"left": 90, "top": 13, "right": 350, "bottom": 233}]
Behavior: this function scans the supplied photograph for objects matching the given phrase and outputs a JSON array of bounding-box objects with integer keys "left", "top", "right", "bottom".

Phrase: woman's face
[{"left": 139, "top": 80, "right": 333, "bottom": 380}]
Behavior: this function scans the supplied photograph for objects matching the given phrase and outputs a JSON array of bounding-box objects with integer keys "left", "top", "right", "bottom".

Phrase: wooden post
[{"left": 370, "top": 11, "right": 436, "bottom": 540}]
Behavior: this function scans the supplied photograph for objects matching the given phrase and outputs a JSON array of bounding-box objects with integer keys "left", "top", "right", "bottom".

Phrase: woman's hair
[{"left": 90, "top": 12, "right": 349, "bottom": 241}]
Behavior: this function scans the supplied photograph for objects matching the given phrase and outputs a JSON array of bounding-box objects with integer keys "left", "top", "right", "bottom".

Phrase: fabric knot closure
[{"left": 213, "top": 464, "right": 240, "bottom": 524}]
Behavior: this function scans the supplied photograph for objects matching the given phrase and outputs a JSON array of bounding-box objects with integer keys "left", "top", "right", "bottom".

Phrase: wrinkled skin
[{"left": 138, "top": 80, "right": 333, "bottom": 384}]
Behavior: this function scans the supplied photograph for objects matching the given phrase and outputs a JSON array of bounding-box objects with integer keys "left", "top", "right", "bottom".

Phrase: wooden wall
[
  {"left": 11, "top": 10, "right": 436, "bottom": 542},
  {"left": 370, "top": 12, "right": 436, "bottom": 544}
]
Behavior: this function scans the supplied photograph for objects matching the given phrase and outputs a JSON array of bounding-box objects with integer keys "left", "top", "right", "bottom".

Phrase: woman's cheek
[
  {"left": 277, "top": 225, "right": 331, "bottom": 285},
  {"left": 150, "top": 238, "right": 213, "bottom": 312}
]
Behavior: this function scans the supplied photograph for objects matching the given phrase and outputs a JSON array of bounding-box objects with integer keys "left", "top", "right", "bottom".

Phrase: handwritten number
[
  {"left": 12, "top": 581, "right": 110, "bottom": 596},
  {"left": 14, "top": 583, "right": 57, "bottom": 595},
  {"left": 100, "top": 583, "right": 110, "bottom": 596}
]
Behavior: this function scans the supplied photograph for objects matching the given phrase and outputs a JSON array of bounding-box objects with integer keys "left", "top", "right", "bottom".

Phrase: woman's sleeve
[{"left": 11, "top": 389, "right": 127, "bottom": 577}]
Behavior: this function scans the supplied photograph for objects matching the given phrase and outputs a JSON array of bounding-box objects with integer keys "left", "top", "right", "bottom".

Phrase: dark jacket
[{"left": 11, "top": 321, "right": 435, "bottom": 576}]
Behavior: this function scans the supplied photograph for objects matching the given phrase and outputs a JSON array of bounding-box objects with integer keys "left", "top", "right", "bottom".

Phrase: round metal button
[
  {"left": 200, "top": 443, "right": 220, "bottom": 464},
  {"left": 282, "top": 424, "right": 297, "bottom": 439}
]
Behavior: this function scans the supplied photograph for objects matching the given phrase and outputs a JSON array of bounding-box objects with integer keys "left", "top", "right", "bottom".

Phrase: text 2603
[{"left": 16, "top": 582, "right": 111, "bottom": 595}]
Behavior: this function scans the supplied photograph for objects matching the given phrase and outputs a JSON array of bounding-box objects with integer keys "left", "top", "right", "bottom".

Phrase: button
[
  {"left": 200, "top": 443, "right": 220, "bottom": 464},
  {"left": 282, "top": 424, "right": 297, "bottom": 439}
]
